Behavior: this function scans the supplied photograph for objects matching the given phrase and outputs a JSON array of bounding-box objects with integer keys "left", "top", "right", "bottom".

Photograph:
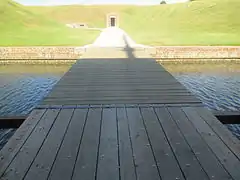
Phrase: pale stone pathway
[
  {"left": 80, "top": 27, "right": 151, "bottom": 58},
  {"left": 84, "top": 27, "right": 147, "bottom": 48}
]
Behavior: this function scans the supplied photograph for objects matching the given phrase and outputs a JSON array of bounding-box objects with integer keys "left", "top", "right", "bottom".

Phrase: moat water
[{"left": 0, "top": 62, "right": 239, "bottom": 138}]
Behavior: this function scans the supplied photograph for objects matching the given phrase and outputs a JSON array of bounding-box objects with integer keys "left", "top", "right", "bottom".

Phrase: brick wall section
[
  {"left": 0, "top": 47, "right": 85, "bottom": 60},
  {"left": 148, "top": 46, "right": 240, "bottom": 59},
  {"left": 0, "top": 46, "right": 240, "bottom": 60}
]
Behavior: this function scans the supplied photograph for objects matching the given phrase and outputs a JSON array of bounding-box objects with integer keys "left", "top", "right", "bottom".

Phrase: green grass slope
[
  {"left": 0, "top": 0, "right": 99, "bottom": 46},
  {"left": 30, "top": 0, "right": 240, "bottom": 45},
  {"left": 122, "top": 0, "right": 240, "bottom": 45}
]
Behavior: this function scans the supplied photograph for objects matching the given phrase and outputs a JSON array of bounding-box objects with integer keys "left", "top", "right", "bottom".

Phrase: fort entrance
[{"left": 106, "top": 13, "right": 119, "bottom": 27}]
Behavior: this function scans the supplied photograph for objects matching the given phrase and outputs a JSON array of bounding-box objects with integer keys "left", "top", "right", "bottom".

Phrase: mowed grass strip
[
  {"left": 1, "top": 0, "right": 240, "bottom": 46},
  {"left": 0, "top": 0, "right": 100, "bottom": 46}
]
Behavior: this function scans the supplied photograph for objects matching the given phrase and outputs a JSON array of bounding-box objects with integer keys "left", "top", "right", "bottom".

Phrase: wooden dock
[
  {"left": 40, "top": 58, "right": 201, "bottom": 106},
  {"left": 1, "top": 47, "right": 240, "bottom": 180}
]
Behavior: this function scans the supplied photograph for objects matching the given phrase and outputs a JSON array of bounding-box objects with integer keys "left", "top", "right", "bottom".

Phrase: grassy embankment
[
  {"left": 1, "top": 0, "right": 240, "bottom": 46},
  {"left": 0, "top": 0, "right": 100, "bottom": 46}
]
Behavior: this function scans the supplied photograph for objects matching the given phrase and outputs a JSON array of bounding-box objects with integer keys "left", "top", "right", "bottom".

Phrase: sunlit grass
[
  {"left": 1, "top": 0, "right": 240, "bottom": 46},
  {"left": 0, "top": 0, "right": 100, "bottom": 46}
]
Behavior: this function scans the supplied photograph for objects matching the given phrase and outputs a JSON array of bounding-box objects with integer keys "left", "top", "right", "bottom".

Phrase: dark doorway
[{"left": 110, "top": 17, "right": 116, "bottom": 27}]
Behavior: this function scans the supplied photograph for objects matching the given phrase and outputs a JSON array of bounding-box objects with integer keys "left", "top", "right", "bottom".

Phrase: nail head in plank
[
  {"left": 0, "top": 109, "right": 46, "bottom": 177},
  {"left": 183, "top": 107, "right": 240, "bottom": 180},
  {"left": 97, "top": 108, "right": 119, "bottom": 180},
  {"left": 117, "top": 108, "right": 137, "bottom": 180},
  {"left": 72, "top": 108, "right": 102, "bottom": 180},
  {"left": 154, "top": 107, "right": 209, "bottom": 180},
  {"left": 48, "top": 108, "right": 88, "bottom": 180},
  {"left": 197, "top": 107, "right": 240, "bottom": 160},
  {"left": 1, "top": 109, "right": 60, "bottom": 180},
  {"left": 24, "top": 109, "right": 74, "bottom": 180},
  {"left": 168, "top": 107, "right": 232, "bottom": 180},
  {"left": 140, "top": 107, "right": 185, "bottom": 180},
  {"left": 126, "top": 107, "right": 160, "bottom": 180}
]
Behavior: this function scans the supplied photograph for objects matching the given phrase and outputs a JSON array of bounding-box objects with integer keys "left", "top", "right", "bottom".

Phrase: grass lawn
[
  {"left": 0, "top": 27, "right": 100, "bottom": 46},
  {"left": 119, "top": 0, "right": 240, "bottom": 45},
  {"left": 0, "top": 0, "right": 100, "bottom": 46},
  {"left": 1, "top": 0, "right": 240, "bottom": 46}
]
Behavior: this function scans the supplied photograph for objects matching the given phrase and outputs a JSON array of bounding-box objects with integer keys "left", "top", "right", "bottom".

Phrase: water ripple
[
  {"left": 0, "top": 65, "right": 68, "bottom": 116},
  {"left": 1, "top": 63, "right": 240, "bottom": 140},
  {"left": 174, "top": 73, "right": 240, "bottom": 111},
  {"left": 1, "top": 63, "right": 240, "bottom": 115}
]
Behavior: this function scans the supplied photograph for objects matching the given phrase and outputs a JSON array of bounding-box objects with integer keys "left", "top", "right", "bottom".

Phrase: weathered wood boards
[
  {"left": 1, "top": 106, "right": 240, "bottom": 180},
  {"left": 1, "top": 49, "right": 240, "bottom": 180},
  {"left": 41, "top": 58, "right": 202, "bottom": 105}
]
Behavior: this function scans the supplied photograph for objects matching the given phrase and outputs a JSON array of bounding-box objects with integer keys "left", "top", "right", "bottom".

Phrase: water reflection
[
  {"left": 0, "top": 64, "right": 71, "bottom": 116},
  {"left": 162, "top": 62, "right": 240, "bottom": 111},
  {"left": 0, "top": 62, "right": 240, "bottom": 115}
]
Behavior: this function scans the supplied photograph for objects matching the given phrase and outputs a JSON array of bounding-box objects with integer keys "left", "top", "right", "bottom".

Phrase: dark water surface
[
  {"left": 0, "top": 64, "right": 71, "bottom": 116},
  {"left": 162, "top": 62, "right": 240, "bottom": 139},
  {"left": 0, "top": 62, "right": 240, "bottom": 139},
  {"left": 162, "top": 62, "right": 240, "bottom": 111},
  {"left": 1, "top": 62, "right": 240, "bottom": 115}
]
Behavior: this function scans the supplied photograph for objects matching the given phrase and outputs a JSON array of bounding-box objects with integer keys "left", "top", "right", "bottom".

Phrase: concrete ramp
[{"left": 89, "top": 27, "right": 147, "bottom": 48}]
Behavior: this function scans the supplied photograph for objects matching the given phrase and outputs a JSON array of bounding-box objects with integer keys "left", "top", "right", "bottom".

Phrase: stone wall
[
  {"left": 148, "top": 46, "right": 240, "bottom": 59},
  {"left": 0, "top": 46, "right": 240, "bottom": 60},
  {"left": 0, "top": 47, "right": 85, "bottom": 60}
]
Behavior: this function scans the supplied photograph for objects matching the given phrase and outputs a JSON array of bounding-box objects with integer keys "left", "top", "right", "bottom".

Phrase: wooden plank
[
  {"left": 140, "top": 107, "right": 185, "bottom": 180},
  {"left": 0, "top": 129, "right": 16, "bottom": 151},
  {"left": 56, "top": 79, "right": 177, "bottom": 83},
  {"left": 45, "top": 96, "right": 196, "bottom": 101},
  {"left": 58, "top": 76, "right": 178, "bottom": 79},
  {"left": 48, "top": 88, "right": 190, "bottom": 93},
  {"left": 53, "top": 79, "right": 180, "bottom": 82},
  {"left": 168, "top": 107, "right": 232, "bottom": 180},
  {"left": 59, "top": 74, "right": 174, "bottom": 77},
  {"left": 0, "top": 109, "right": 60, "bottom": 180},
  {"left": 52, "top": 84, "right": 187, "bottom": 88},
  {"left": 40, "top": 57, "right": 200, "bottom": 106},
  {"left": 56, "top": 79, "right": 179, "bottom": 82},
  {"left": 117, "top": 108, "right": 137, "bottom": 180},
  {"left": 41, "top": 99, "right": 200, "bottom": 106},
  {"left": 43, "top": 97, "right": 199, "bottom": 101},
  {"left": 198, "top": 107, "right": 240, "bottom": 159},
  {"left": 48, "top": 88, "right": 189, "bottom": 93},
  {"left": 24, "top": 109, "right": 74, "bottom": 180},
  {"left": 47, "top": 92, "right": 192, "bottom": 97},
  {"left": 48, "top": 93, "right": 193, "bottom": 98},
  {"left": 43, "top": 96, "right": 199, "bottom": 101},
  {"left": 59, "top": 76, "right": 175, "bottom": 79},
  {"left": 72, "top": 108, "right": 102, "bottom": 180},
  {"left": 60, "top": 74, "right": 174, "bottom": 77},
  {"left": 51, "top": 83, "right": 184, "bottom": 88},
  {"left": 183, "top": 107, "right": 240, "bottom": 180},
  {"left": 154, "top": 107, "right": 209, "bottom": 180},
  {"left": 96, "top": 108, "right": 119, "bottom": 180},
  {"left": 52, "top": 83, "right": 185, "bottom": 86},
  {"left": 48, "top": 109, "right": 88, "bottom": 180},
  {"left": 46, "top": 94, "right": 194, "bottom": 98},
  {"left": 0, "top": 109, "right": 46, "bottom": 177},
  {"left": 126, "top": 108, "right": 160, "bottom": 180},
  {"left": 47, "top": 88, "right": 188, "bottom": 92}
]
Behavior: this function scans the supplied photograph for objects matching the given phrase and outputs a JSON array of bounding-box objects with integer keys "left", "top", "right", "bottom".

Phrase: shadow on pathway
[{"left": 123, "top": 35, "right": 135, "bottom": 59}]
